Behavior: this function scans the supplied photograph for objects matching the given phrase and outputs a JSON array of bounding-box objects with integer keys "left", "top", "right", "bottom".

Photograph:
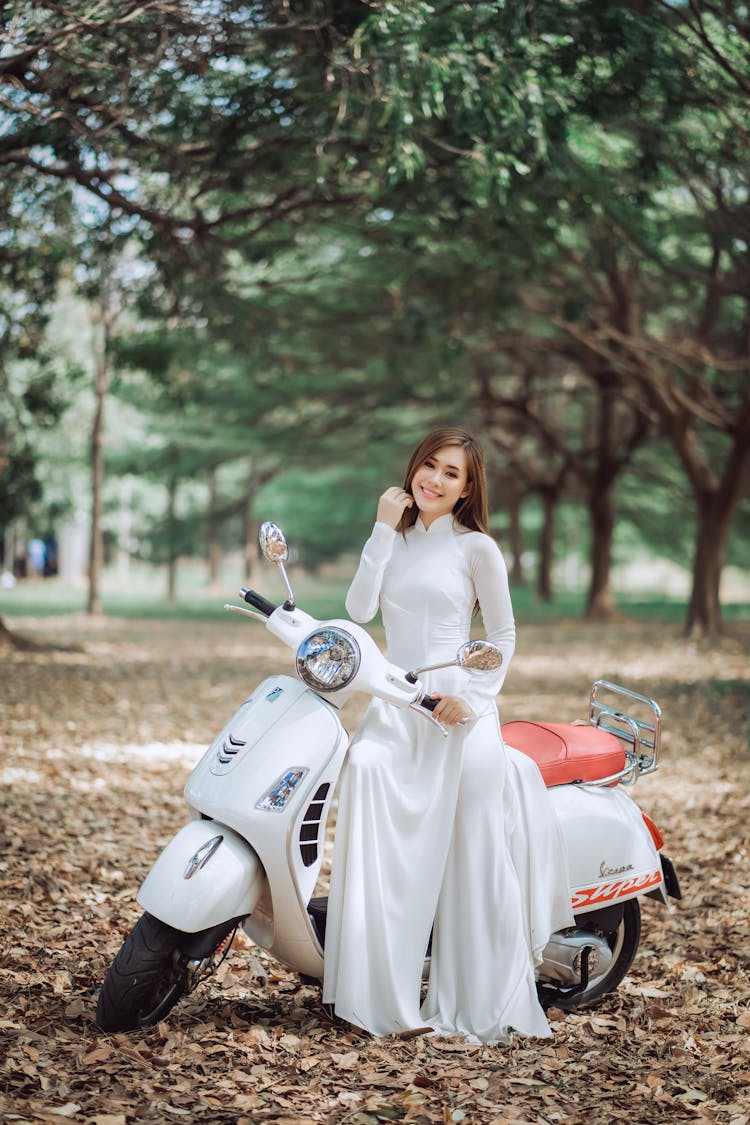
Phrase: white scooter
[{"left": 96, "top": 523, "right": 681, "bottom": 1033}]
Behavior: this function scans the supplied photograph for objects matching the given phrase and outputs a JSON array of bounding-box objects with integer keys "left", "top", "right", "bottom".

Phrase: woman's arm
[
  {"left": 458, "top": 534, "right": 516, "bottom": 718},
  {"left": 345, "top": 487, "right": 412, "bottom": 623},
  {"left": 344, "top": 522, "right": 397, "bottom": 623}
]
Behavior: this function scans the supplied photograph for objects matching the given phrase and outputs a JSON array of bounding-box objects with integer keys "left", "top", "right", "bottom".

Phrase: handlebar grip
[
  {"left": 420, "top": 695, "right": 438, "bottom": 713},
  {"left": 240, "top": 588, "right": 278, "bottom": 617}
]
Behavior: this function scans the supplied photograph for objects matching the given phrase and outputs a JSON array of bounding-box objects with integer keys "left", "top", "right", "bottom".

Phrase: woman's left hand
[{"left": 431, "top": 694, "right": 471, "bottom": 726}]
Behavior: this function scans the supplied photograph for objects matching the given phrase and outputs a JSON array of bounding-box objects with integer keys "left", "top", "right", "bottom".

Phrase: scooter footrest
[{"left": 502, "top": 721, "right": 626, "bottom": 787}]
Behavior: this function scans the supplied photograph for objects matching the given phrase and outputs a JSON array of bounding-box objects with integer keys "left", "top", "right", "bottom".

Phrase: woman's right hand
[{"left": 376, "top": 486, "right": 414, "bottom": 529}]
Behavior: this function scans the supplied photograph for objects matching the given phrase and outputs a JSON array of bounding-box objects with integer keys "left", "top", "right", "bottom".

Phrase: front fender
[{"left": 137, "top": 820, "right": 266, "bottom": 932}]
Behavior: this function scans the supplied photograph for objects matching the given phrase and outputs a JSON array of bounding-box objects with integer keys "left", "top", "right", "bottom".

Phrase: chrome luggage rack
[{"left": 585, "top": 679, "right": 662, "bottom": 787}]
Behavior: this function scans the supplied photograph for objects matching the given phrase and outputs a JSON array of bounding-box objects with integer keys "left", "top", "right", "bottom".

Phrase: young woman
[{"left": 322, "top": 427, "right": 574, "bottom": 1044}]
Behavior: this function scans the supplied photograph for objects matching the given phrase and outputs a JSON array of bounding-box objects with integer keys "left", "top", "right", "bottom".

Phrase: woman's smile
[{"left": 411, "top": 445, "right": 470, "bottom": 526}]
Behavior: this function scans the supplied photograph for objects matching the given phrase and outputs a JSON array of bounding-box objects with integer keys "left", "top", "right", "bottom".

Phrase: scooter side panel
[
  {"left": 548, "top": 783, "right": 664, "bottom": 914},
  {"left": 184, "top": 675, "right": 342, "bottom": 831},
  {"left": 183, "top": 675, "right": 350, "bottom": 978},
  {"left": 137, "top": 820, "right": 267, "bottom": 932},
  {"left": 187, "top": 675, "right": 310, "bottom": 779},
  {"left": 260, "top": 722, "right": 349, "bottom": 979}
]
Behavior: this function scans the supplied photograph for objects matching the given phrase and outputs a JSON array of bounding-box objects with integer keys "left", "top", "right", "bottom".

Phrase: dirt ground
[{"left": 1, "top": 612, "right": 749, "bottom": 1125}]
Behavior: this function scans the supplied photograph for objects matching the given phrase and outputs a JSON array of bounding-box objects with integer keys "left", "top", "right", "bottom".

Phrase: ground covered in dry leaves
[{"left": 1, "top": 610, "right": 749, "bottom": 1125}]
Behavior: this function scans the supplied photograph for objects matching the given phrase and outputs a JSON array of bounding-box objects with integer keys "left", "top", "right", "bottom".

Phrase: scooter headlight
[{"left": 296, "top": 627, "right": 361, "bottom": 692}]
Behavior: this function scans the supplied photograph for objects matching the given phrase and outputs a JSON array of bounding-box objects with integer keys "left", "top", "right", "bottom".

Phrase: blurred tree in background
[
  {"left": 1, "top": 0, "right": 748, "bottom": 635},
  {"left": 0, "top": 165, "right": 74, "bottom": 560}
]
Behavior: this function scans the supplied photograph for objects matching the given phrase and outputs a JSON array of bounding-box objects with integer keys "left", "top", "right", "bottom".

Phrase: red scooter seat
[{"left": 501, "top": 721, "right": 626, "bottom": 787}]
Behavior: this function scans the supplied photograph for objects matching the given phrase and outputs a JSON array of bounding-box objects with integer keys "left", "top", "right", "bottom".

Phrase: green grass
[
  {"left": 3, "top": 572, "right": 748, "bottom": 626},
  {"left": 510, "top": 587, "right": 586, "bottom": 621},
  {"left": 615, "top": 594, "right": 749, "bottom": 623},
  {"left": 0, "top": 572, "right": 350, "bottom": 622}
]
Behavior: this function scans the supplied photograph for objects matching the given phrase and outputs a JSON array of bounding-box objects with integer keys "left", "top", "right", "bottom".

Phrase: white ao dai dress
[{"left": 322, "top": 513, "right": 574, "bottom": 1043}]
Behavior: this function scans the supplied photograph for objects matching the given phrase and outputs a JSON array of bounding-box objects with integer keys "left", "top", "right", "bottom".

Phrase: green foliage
[
  {"left": 0, "top": 163, "right": 76, "bottom": 529},
  {"left": 256, "top": 462, "right": 384, "bottom": 568},
  {"left": 2, "top": 0, "right": 749, "bottom": 625},
  {"left": 0, "top": 354, "right": 76, "bottom": 526}
]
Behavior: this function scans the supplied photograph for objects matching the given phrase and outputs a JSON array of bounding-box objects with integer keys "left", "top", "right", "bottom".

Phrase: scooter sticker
[
  {"left": 571, "top": 869, "right": 662, "bottom": 910},
  {"left": 265, "top": 686, "right": 284, "bottom": 702}
]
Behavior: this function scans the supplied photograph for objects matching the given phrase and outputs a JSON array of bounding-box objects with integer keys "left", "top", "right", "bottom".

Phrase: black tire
[
  {"left": 538, "top": 898, "right": 641, "bottom": 1012},
  {"left": 96, "top": 913, "right": 188, "bottom": 1032}
]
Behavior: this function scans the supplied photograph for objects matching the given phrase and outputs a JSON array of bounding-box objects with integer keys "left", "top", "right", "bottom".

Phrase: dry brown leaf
[
  {"left": 1, "top": 616, "right": 748, "bottom": 1125},
  {"left": 331, "top": 1050, "right": 360, "bottom": 1068},
  {"left": 82, "top": 1045, "right": 112, "bottom": 1065}
]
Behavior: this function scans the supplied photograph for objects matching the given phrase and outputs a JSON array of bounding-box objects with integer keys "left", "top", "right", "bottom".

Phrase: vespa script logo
[{"left": 600, "top": 860, "right": 634, "bottom": 877}]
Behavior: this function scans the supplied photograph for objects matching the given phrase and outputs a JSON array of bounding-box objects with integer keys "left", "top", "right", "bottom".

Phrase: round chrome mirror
[
  {"left": 259, "top": 522, "right": 289, "bottom": 564},
  {"left": 457, "top": 640, "right": 503, "bottom": 671}
]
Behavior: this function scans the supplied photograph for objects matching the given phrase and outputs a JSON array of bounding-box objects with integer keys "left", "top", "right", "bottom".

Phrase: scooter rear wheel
[
  {"left": 96, "top": 912, "right": 189, "bottom": 1032},
  {"left": 539, "top": 898, "right": 641, "bottom": 1012}
]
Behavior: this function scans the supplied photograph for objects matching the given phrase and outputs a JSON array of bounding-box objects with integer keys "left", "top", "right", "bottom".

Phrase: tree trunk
[
  {"left": 641, "top": 388, "right": 750, "bottom": 637},
  {"left": 207, "top": 469, "right": 222, "bottom": 587},
  {"left": 685, "top": 484, "right": 741, "bottom": 637},
  {"left": 0, "top": 615, "right": 42, "bottom": 650},
  {"left": 3, "top": 526, "right": 18, "bottom": 576},
  {"left": 0, "top": 616, "right": 18, "bottom": 647},
  {"left": 87, "top": 316, "right": 111, "bottom": 615},
  {"left": 536, "top": 490, "right": 556, "bottom": 602},
  {"left": 116, "top": 477, "right": 132, "bottom": 584},
  {"left": 242, "top": 506, "right": 259, "bottom": 585},
  {"left": 166, "top": 477, "right": 178, "bottom": 604},
  {"left": 583, "top": 371, "right": 621, "bottom": 621},
  {"left": 0, "top": 615, "right": 73, "bottom": 652},
  {"left": 585, "top": 479, "right": 616, "bottom": 620},
  {"left": 242, "top": 459, "right": 274, "bottom": 583},
  {"left": 506, "top": 486, "right": 525, "bottom": 586}
]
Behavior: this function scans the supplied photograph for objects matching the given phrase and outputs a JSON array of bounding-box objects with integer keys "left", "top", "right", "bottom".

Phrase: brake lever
[
  {"left": 409, "top": 702, "right": 449, "bottom": 738},
  {"left": 224, "top": 603, "right": 268, "bottom": 623}
]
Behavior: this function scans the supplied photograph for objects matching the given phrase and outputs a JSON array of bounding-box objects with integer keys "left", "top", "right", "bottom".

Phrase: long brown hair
[{"left": 397, "top": 428, "right": 490, "bottom": 535}]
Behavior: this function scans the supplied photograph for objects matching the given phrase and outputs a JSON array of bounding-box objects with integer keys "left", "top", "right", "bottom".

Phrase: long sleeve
[
  {"left": 458, "top": 534, "right": 516, "bottom": 719},
  {"left": 345, "top": 522, "right": 397, "bottom": 623}
]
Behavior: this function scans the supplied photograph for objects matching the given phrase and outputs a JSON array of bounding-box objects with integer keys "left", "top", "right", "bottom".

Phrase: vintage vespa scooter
[{"left": 96, "top": 523, "right": 680, "bottom": 1033}]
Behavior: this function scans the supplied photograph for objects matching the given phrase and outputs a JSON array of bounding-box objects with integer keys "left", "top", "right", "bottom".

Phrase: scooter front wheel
[
  {"left": 96, "top": 912, "right": 220, "bottom": 1032},
  {"left": 539, "top": 898, "right": 641, "bottom": 1012}
]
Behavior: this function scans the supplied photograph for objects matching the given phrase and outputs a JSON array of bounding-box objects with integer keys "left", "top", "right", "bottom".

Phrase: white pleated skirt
[{"left": 322, "top": 698, "right": 574, "bottom": 1044}]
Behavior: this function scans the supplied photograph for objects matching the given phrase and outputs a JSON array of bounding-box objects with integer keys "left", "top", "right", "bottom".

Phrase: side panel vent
[
  {"left": 299, "top": 783, "right": 331, "bottom": 867},
  {"left": 216, "top": 732, "right": 247, "bottom": 766}
]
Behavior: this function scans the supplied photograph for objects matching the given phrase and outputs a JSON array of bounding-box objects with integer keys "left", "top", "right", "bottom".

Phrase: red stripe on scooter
[
  {"left": 571, "top": 869, "right": 663, "bottom": 910},
  {"left": 641, "top": 810, "right": 665, "bottom": 851}
]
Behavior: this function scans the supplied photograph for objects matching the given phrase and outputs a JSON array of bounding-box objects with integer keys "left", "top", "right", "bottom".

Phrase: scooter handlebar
[
  {"left": 240, "top": 588, "right": 278, "bottom": 617},
  {"left": 420, "top": 694, "right": 438, "bottom": 712}
]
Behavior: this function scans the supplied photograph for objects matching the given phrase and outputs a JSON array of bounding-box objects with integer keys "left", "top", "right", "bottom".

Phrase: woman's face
[{"left": 410, "top": 444, "right": 470, "bottom": 527}]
